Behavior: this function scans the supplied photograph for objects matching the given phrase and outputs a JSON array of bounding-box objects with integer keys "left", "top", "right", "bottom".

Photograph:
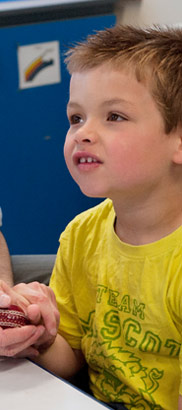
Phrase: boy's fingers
[
  {"left": 27, "top": 298, "right": 58, "bottom": 336},
  {"left": 14, "top": 283, "right": 60, "bottom": 336},
  {"left": 27, "top": 304, "right": 41, "bottom": 324},
  {"left": 14, "top": 346, "right": 39, "bottom": 358}
]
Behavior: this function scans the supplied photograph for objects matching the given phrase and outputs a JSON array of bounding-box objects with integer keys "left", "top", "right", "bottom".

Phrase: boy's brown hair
[{"left": 65, "top": 25, "right": 182, "bottom": 134}]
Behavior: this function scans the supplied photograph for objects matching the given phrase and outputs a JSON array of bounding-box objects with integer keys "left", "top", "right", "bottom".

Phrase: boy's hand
[
  {"left": 14, "top": 282, "right": 60, "bottom": 355},
  {"left": 13, "top": 282, "right": 60, "bottom": 337}
]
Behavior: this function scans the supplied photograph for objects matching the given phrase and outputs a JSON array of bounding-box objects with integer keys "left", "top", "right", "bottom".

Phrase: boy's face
[{"left": 64, "top": 64, "right": 179, "bottom": 202}]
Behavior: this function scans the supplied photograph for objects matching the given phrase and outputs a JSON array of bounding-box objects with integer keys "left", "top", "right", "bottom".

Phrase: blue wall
[{"left": 0, "top": 15, "right": 116, "bottom": 254}]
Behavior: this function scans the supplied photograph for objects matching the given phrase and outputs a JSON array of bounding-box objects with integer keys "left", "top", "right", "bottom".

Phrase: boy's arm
[
  {"left": 179, "top": 395, "right": 182, "bottom": 410},
  {"left": 0, "top": 232, "right": 13, "bottom": 286},
  {"left": 34, "top": 333, "right": 85, "bottom": 379}
]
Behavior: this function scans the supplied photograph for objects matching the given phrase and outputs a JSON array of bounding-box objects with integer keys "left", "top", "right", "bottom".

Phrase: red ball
[{"left": 0, "top": 305, "right": 30, "bottom": 328}]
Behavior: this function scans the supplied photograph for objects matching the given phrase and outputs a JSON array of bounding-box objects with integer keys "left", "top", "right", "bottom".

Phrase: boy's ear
[{"left": 172, "top": 131, "right": 182, "bottom": 164}]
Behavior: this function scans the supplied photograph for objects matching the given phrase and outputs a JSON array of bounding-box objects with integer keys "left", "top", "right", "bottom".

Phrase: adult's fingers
[
  {"left": 0, "top": 324, "right": 45, "bottom": 357},
  {"left": 0, "top": 280, "right": 30, "bottom": 312},
  {"left": 0, "top": 281, "right": 12, "bottom": 307},
  {"left": 0, "top": 291, "right": 11, "bottom": 307}
]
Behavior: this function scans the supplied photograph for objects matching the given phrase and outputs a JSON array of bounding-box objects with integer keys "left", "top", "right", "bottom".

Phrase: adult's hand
[
  {"left": 0, "top": 324, "right": 45, "bottom": 357},
  {"left": 0, "top": 279, "right": 31, "bottom": 309},
  {"left": 0, "top": 280, "right": 60, "bottom": 355}
]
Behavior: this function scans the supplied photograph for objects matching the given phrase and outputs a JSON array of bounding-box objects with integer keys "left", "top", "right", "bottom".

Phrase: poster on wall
[{"left": 17, "top": 41, "right": 61, "bottom": 89}]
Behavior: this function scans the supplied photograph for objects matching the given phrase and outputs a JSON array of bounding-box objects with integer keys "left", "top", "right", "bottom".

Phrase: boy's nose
[{"left": 74, "top": 119, "right": 98, "bottom": 144}]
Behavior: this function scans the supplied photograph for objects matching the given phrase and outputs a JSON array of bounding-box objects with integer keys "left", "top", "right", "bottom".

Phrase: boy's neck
[{"left": 113, "top": 190, "right": 182, "bottom": 246}]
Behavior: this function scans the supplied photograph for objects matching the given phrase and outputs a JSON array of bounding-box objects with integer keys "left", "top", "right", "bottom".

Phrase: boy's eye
[
  {"left": 107, "top": 113, "right": 126, "bottom": 122},
  {"left": 69, "top": 114, "right": 83, "bottom": 124}
]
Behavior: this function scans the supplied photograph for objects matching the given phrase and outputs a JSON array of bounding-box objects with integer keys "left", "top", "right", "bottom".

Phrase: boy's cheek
[{"left": 63, "top": 139, "right": 70, "bottom": 161}]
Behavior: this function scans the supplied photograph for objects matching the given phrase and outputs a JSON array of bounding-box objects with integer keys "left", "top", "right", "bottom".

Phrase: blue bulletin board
[{"left": 0, "top": 14, "right": 116, "bottom": 254}]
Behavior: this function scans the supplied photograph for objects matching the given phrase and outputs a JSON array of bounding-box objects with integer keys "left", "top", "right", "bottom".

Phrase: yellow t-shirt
[{"left": 50, "top": 199, "right": 182, "bottom": 410}]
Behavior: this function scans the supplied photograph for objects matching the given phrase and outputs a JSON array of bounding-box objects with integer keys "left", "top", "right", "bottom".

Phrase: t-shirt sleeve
[{"left": 49, "top": 232, "right": 83, "bottom": 350}]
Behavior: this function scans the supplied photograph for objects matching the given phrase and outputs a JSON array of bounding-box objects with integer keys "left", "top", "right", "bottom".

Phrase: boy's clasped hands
[{"left": 0, "top": 280, "right": 60, "bottom": 358}]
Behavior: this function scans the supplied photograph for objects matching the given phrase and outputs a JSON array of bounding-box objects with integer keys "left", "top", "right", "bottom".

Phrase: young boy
[
  {"left": 29, "top": 24, "right": 182, "bottom": 409},
  {"left": 2, "top": 25, "right": 182, "bottom": 410}
]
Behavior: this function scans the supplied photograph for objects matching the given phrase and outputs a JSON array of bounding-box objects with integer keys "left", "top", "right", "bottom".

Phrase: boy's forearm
[
  {"left": 179, "top": 395, "right": 182, "bottom": 410},
  {"left": 33, "top": 333, "right": 85, "bottom": 379},
  {"left": 0, "top": 232, "right": 13, "bottom": 286}
]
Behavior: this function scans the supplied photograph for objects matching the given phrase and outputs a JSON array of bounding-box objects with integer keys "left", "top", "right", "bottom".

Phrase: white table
[{"left": 0, "top": 358, "right": 111, "bottom": 410}]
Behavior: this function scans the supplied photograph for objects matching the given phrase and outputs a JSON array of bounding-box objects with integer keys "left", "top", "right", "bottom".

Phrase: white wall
[{"left": 117, "top": 0, "right": 182, "bottom": 26}]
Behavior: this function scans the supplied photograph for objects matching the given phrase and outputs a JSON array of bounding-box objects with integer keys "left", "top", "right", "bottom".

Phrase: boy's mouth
[{"left": 73, "top": 152, "right": 102, "bottom": 166}]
